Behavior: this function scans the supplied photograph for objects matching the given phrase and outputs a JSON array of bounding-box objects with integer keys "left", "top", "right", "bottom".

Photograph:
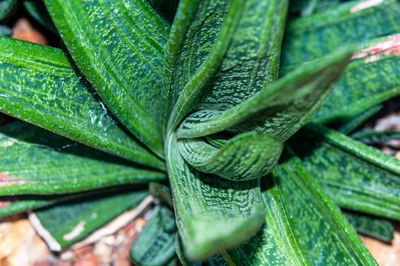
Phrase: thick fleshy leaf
[
  {"left": 0, "top": 37, "right": 163, "bottom": 169},
  {"left": 178, "top": 132, "right": 282, "bottom": 181},
  {"left": 0, "top": 0, "right": 17, "bottom": 20},
  {"left": 30, "top": 190, "right": 148, "bottom": 251},
  {"left": 130, "top": 205, "right": 176, "bottom": 266},
  {"left": 343, "top": 211, "right": 394, "bottom": 243},
  {"left": 224, "top": 155, "right": 376, "bottom": 265},
  {"left": 312, "top": 35, "right": 400, "bottom": 124},
  {"left": 338, "top": 105, "right": 382, "bottom": 134},
  {"left": 282, "top": 0, "right": 400, "bottom": 71},
  {"left": 177, "top": 47, "right": 351, "bottom": 139},
  {"left": 44, "top": 0, "right": 170, "bottom": 157},
  {"left": 291, "top": 124, "right": 400, "bottom": 220},
  {"left": 23, "top": 0, "right": 57, "bottom": 33},
  {"left": 0, "top": 122, "right": 165, "bottom": 195},
  {"left": 166, "top": 133, "right": 265, "bottom": 261},
  {"left": 166, "top": 0, "right": 288, "bottom": 131}
]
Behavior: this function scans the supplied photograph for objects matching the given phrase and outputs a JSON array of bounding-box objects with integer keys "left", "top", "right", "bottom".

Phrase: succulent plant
[{"left": 1, "top": 0, "right": 400, "bottom": 265}]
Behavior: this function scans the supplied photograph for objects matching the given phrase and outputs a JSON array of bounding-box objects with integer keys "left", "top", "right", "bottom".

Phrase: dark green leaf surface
[
  {"left": 23, "top": 0, "right": 57, "bottom": 33},
  {"left": 0, "top": 122, "right": 165, "bottom": 195},
  {"left": 351, "top": 129, "right": 400, "bottom": 144},
  {"left": 167, "top": 0, "right": 288, "bottom": 131},
  {"left": 0, "top": 25, "right": 12, "bottom": 36},
  {"left": 0, "top": 37, "right": 163, "bottom": 169},
  {"left": 224, "top": 155, "right": 376, "bottom": 265},
  {"left": 130, "top": 205, "right": 176, "bottom": 266},
  {"left": 312, "top": 35, "right": 400, "bottom": 124},
  {"left": 31, "top": 190, "right": 148, "bottom": 251},
  {"left": 282, "top": 0, "right": 400, "bottom": 70},
  {"left": 44, "top": 0, "right": 170, "bottom": 157},
  {"left": 289, "top": 0, "right": 341, "bottom": 17},
  {"left": 339, "top": 105, "right": 382, "bottom": 134},
  {"left": 177, "top": 48, "right": 351, "bottom": 139},
  {"left": 291, "top": 124, "right": 400, "bottom": 220},
  {"left": 149, "top": 182, "right": 173, "bottom": 207},
  {"left": 178, "top": 132, "right": 282, "bottom": 181},
  {"left": 0, "top": 195, "right": 61, "bottom": 218},
  {"left": 343, "top": 211, "right": 394, "bottom": 243},
  {"left": 166, "top": 133, "right": 265, "bottom": 261},
  {"left": 0, "top": 0, "right": 17, "bottom": 20}
]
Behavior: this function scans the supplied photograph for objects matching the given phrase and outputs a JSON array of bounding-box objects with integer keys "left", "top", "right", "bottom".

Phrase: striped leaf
[
  {"left": 166, "top": 133, "right": 265, "bottom": 261},
  {"left": 166, "top": 0, "right": 288, "bottom": 131},
  {"left": 291, "top": 124, "right": 400, "bottom": 220},
  {"left": 312, "top": 35, "right": 400, "bottom": 124},
  {"left": 0, "top": 122, "right": 165, "bottom": 195},
  {"left": 178, "top": 132, "right": 282, "bottom": 181},
  {"left": 177, "top": 48, "right": 351, "bottom": 139},
  {"left": 0, "top": 37, "right": 163, "bottom": 169},
  {"left": 44, "top": 0, "right": 170, "bottom": 157},
  {"left": 130, "top": 205, "right": 176, "bottom": 266},
  {"left": 31, "top": 190, "right": 148, "bottom": 251},
  {"left": 282, "top": 0, "right": 400, "bottom": 70},
  {"left": 224, "top": 155, "right": 376, "bottom": 265}
]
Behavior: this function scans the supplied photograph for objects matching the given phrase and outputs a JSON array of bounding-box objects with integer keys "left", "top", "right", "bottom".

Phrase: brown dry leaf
[{"left": 12, "top": 18, "right": 47, "bottom": 45}]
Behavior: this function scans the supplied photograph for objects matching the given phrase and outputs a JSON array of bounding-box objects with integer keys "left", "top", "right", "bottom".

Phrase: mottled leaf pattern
[
  {"left": 44, "top": 0, "right": 170, "bottom": 157},
  {"left": 291, "top": 124, "right": 400, "bottom": 220},
  {"left": 177, "top": 48, "right": 351, "bottom": 139},
  {"left": 343, "top": 211, "right": 394, "bottom": 243},
  {"left": 166, "top": 133, "right": 265, "bottom": 261},
  {"left": 130, "top": 205, "right": 176, "bottom": 266},
  {"left": 178, "top": 132, "right": 282, "bottom": 181},
  {"left": 0, "top": 37, "right": 163, "bottom": 169},
  {"left": 224, "top": 155, "right": 376, "bottom": 265},
  {"left": 0, "top": 122, "right": 165, "bottom": 195}
]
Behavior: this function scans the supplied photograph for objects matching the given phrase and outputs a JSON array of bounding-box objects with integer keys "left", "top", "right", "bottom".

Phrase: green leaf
[
  {"left": 312, "top": 35, "right": 400, "bottom": 124},
  {"left": 177, "top": 47, "right": 352, "bottom": 139},
  {"left": 343, "top": 210, "right": 394, "bottom": 243},
  {"left": 30, "top": 189, "right": 148, "bottom": 251},
  {"left": 291, "top": 124, "right": 400, "bottom": 220},
  {"left": 338, "top": 105, "right": 382, "bottom": 134},
  {"left": 0, "top": 0, "right": 17, "bottom": 20},
  {"left": 166, "top": 0, "right": 288, "bottom": 131},
  {"left": 0, "top": 195, "right": 62, "bottom": 218},
  {"left": 178, "top": 132, "right": 283, "bottom": 181},
  {"left": 224, "top": 155, "right": 376, "bottom": 265},
  {"left": 351, "top": 129, "right": 400, "bottom": 144},
  {"left": 149, "top": 182, "right": 173, "bottom": 207},
  {"left": 282, "top": 0, "right": 400, "bottom": 70},
  {"left": 130, "top": 205, "right": 176, "bottom": 266},
  {"left": 0, "top": 121, "right": 165, "bottom": 195},
  {"left": 44, "top": 0, "right": 170, "bottom": 157},
  {"left": 289, "top": 0, "right": 341, "bottom": 17},
  {"left": 0, "top": 25, "right": 12, "bottom": 37},
  {"left": 166, "top": 133, "right": 265, "bottom": 261},
  {"left": 23, "top": 0, "right": 57, "bottom": 33},
  {"left": 0, "top": 37, "right": 164, "bottom": 169}
]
